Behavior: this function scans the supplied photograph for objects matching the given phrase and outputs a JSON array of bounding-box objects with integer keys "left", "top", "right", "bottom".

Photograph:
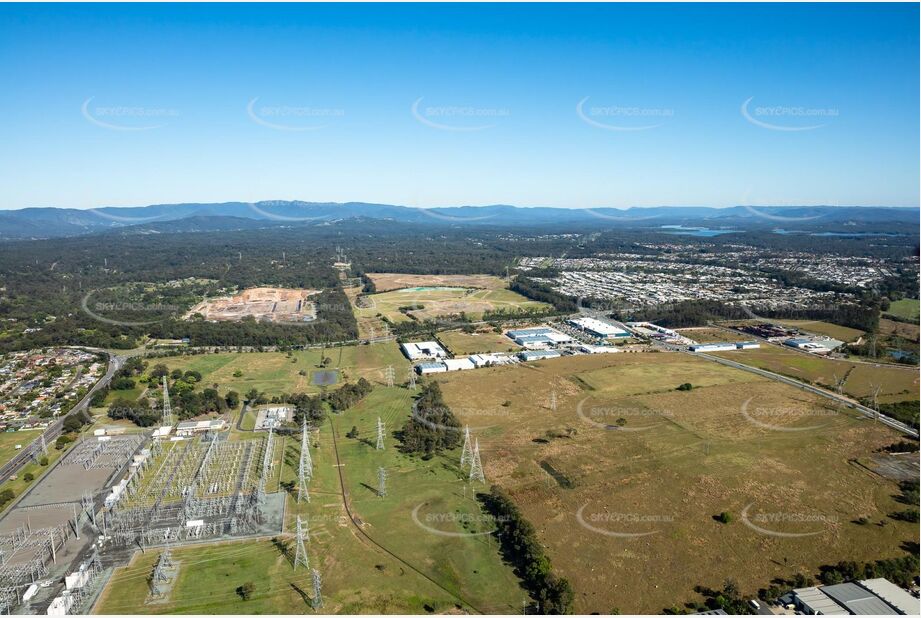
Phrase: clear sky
[{"left": 0, "top": 3, "right": 917, "bottom": 210}]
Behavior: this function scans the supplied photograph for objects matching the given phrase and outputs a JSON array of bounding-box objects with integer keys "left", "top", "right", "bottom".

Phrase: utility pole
[
  {"left": 469, "top": 439, "right": 485, "bottom": 484},
  {"left": 294, "top": 516, "right": 309, "bottom": 570},
  {"left": 460, "top": 426, "right": 473, "bottom": 469},
  {"left": 376, "top": 417, "right": 385, "bottom": 451},
  {"left": 377, "top": 467, "right": 387, "bottom": 497}
]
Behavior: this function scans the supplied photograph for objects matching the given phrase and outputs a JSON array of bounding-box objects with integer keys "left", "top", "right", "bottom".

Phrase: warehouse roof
[
  {"left": 822, "top": 582, "right": 900, "bottom": 615},
  {"left": 859, "top": 579, "right": 920, "bottom": 615}
]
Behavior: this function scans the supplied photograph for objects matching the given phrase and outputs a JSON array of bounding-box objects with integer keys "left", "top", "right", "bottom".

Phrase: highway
[
  {"left": 690, "top": 349, "right": 919, "bottom": 438},
  {"left": 0, "top": 349, "right": 125, "bottom": 484}
]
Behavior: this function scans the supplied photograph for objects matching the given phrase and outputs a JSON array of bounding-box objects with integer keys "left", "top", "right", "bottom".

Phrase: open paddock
[{"left": 433, "top": 352, "right": 916, "bottom": 614}]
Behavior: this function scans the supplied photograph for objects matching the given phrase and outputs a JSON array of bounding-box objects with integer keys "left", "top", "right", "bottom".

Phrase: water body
[
  {"left": 773, "top": 228, "right": 907, "bottom": 238},
  {"left": 659, "top": 225, "right": 740, "bottom": 237}
]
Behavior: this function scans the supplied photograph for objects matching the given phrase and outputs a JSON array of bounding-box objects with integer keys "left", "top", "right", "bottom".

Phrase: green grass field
[
  {"left": 437, "top": 330, "right": 521, "bottom": 355},
  {"left": 0, "top": 430, "right": 39, "bottom": 469},
  {"left": 715, "top": 344, "right": 919, "bottom": 403},
  {"left": 95, "top": 344, "right": 524, "bottom": 614},
  {"left": 433, "top": 352, "right": 916, "bottom": 614},
  {"left": 885, "top": 299, "right": 920, "bottom": 322},
  {"left": 771, "top": 319, "right": 865, "bottom": 343},
  {"left": 149, "top": 348, "right": 360, "bottom": 398},
  {"left": 356, "top": 286, "right": 549, "bottom": 324}
]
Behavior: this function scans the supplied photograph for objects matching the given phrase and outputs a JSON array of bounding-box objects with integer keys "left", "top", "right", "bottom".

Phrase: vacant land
[
  {"left": 714, "top": 345, "right": 919, "bottom": 403},
  {"left": 151, "top": 348, "right": 359, "bottom": 398},
  {"left": 357, "top": 286, "right": 548, "bottom": 323},
  {"left": 879, "top": 318, "right": 920, "bottom": 342},
  {"left": 367, "top": 273, "right": 509, "bottom": 293},
  {"left": 885, "top": 299, "right": 920, "bottom": 322},
  {"left": 675, "top": 327, "right": 751, "bottom": 344},
  {"left": 770, "top": 320, "right": 865, "bottom": 343},
  {"left": 0, "top": 430, "right": 38, "bottom": 468},
  {"left": 98, "top": 376, "right": 523, "bottom": 614},
  {"left": 434, "top": 353, "right": 916, "bottom": 614},
  {"left": 187, "top": 287, "right": 319, "bottom": 323},
  {"left": 438, "top": 330, "right": 521, "bottom": 355}
]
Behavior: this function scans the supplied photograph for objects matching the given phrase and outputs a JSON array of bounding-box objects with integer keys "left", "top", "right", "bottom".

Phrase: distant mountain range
[{"left": 0, "top": 201, "right": 916, "bottom": 240}]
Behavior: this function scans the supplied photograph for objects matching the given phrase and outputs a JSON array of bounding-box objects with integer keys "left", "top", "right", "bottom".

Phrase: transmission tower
[
  {"left": 384, "top": 365, "right": 395, "bottom": 387},
  {"left": 293, "top": 516, "right": 310, "bottom": 570},
  {"left": 460, "top": 426, "right": 473, "bottom": 469},
  {"left": 377, "top": 467, "right": 387, "bottom": 497},
  {"left": 376, "top": 417, "right": 385, "bottom": 450},
  {"left": 311, "top": 569, "right": 323, "bottom": 609},
  {"left": 408, "top": 369, "right": 417, "bottom": 390},
  {"left": 161, "top": 377, "right": 173, "bottom": 427},
  {"left": 469, "top": 439, "right": 485, "bottom": 484},
  {"left": 298, "top": 421, "right": 312, "bottom": 503},
  {"left": 82, "top": 490, "right": 95, "bottom": 527}
]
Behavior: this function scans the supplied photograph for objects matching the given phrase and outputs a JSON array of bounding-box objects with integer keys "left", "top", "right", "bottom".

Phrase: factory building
[
  {"left": 790, "top": 578, "right": 918, "bottom": 615},
  {"left": 506, "top": 327, "right": 572, "bottom": 348},
  {"left": 468, "top": 353, "right": 515, "bottom": 367},
  {"left": 401, "top": 341, "right": 448, "bottom": 360},
  {"left": 689, "top": 342, "right": 760, "bottom": 352},
  {"left": 175, "top": 418, "right": 227, "bottom": 436},
  {"left": 415, "top": 362, "right": 448, "bottom": 375},
  {"left": 443, "top": 358, "right": 476, "bottom": 371},
  {"left": 568, "top": 317, "right": 630, "bottom": 339},
  {"left": 518, "top": 349, "right": 562, "bottom": 362}
]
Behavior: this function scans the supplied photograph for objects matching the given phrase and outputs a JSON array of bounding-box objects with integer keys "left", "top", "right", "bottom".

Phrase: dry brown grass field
[
  {"left": 714, "top": 345, "right": 919, "bottom": 403},
  {"left": 367, "top": 273, "right": 508, "bottom": 292},
  {"left": 676, "top": 327, "right": 752, "bottom": 343},
  {"left": 433, "top": 353, "right": 916, "bottom": 614}
]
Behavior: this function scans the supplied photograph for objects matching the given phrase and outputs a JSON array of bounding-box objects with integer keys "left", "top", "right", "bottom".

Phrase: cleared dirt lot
[
  {"left": 433, "top": 353, "right": 916, "bottom": 614},
  {"left": 186, "top": 287, "right": 318, "bottom": 323}
]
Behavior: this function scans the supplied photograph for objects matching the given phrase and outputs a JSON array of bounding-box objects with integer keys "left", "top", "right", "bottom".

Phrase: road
[
  {"left": 0, "top": 349, "right": 125, "bottom": 484},
  {"left": 689, "top": 349, "right": 918, "bottom": 438}
]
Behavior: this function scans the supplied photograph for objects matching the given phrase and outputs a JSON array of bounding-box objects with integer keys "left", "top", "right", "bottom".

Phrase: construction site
[{"left": 186, "top": 287, "right": 319, "bottom": 323}]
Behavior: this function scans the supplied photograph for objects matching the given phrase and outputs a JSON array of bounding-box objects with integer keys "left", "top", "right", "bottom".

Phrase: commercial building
[
  {"left": 415, "top": 362, "right": 448, "bottom": 375},
  {"left": 568, "top": 317, "right": 630, "bottom": 339},
  {"left": 468, "top": 353, "right": 515, "bottom": 367},
  {"left": 791, "top": 579, "right": 918, "bottom": 615},
  {"left": 400, "top": 341, "right": 448, "bottom": 361},
  {"left": 518, "top": 349, "right": 561, "bottom": 362},
  {"left": 506, "top": 327, "right": 572, "bottom": 348},
  {"left": 443, "top": 358, "right": 476, "bottom": 371},
  {"left": 689, "top": 342, "right": 761, "bottom": 353},
  {"left": 175, "top": 419, "right": 227, "bottom": 437}
]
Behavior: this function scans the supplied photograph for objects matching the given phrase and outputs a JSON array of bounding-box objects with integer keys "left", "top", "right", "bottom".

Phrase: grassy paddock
[
  {"left": 437, "top": 330, "right": 521, "bottom": 355},
  {"left": 715, "top": 345, "right": 919, "bottom": 403},
  {"left": 433, "top": 352, "right": 916, "bottom": 614},
  {"left": 885, "top": 299, "right": 920, "bottom": 322}
]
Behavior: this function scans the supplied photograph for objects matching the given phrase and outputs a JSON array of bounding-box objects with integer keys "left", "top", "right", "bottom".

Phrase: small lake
[{"left": 659, "top": 225, "right": 740, "bottom": 237}]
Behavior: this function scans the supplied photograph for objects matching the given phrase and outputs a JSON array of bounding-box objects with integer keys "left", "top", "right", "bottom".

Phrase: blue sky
[{"left": 0, "top": 3, "right": 917, "bottom": 210}]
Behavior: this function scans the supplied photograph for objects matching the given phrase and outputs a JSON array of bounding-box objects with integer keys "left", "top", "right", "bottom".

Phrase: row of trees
[
  {"left": 480, "top": 486, "right": 575, "bottom": 614},
  {"left": 398, "top": 382, "right": 461, "bottom": 456}
]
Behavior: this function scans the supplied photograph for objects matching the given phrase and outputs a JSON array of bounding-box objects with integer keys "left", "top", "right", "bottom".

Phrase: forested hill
[{"left": 0, "top": 201, "right": 917, "bottom": 240}]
